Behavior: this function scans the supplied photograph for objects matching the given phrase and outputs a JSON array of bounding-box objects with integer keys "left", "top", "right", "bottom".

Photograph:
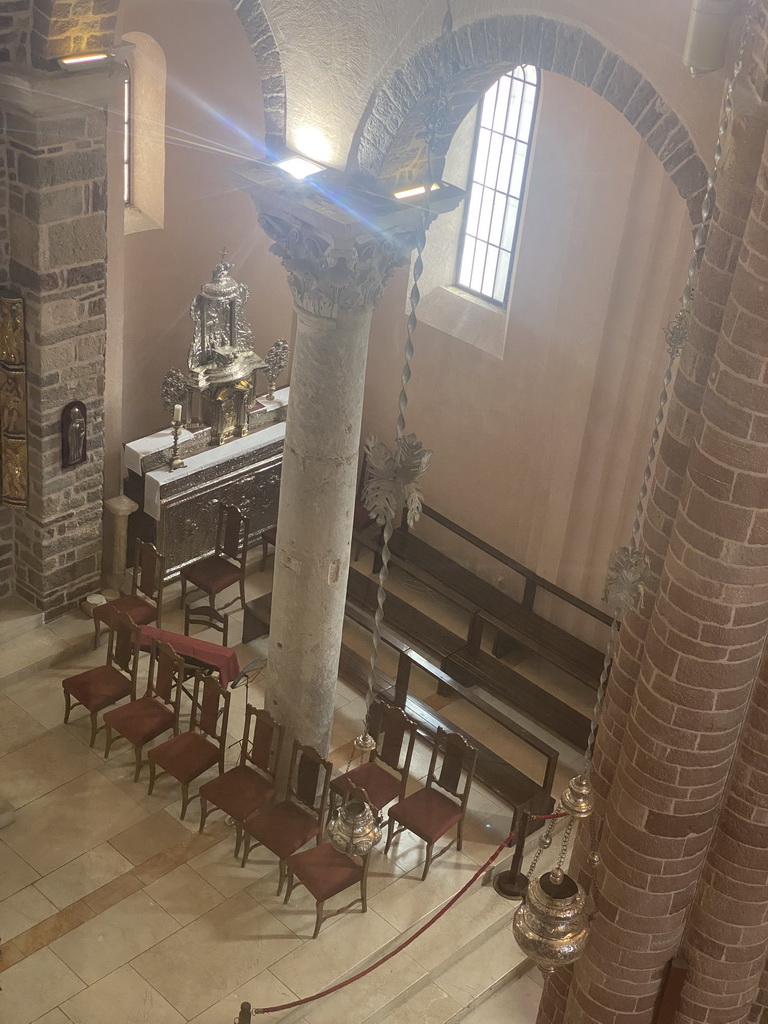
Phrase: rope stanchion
[{"left": 243, "top": 832, "right": 514, "bottom": 1017}]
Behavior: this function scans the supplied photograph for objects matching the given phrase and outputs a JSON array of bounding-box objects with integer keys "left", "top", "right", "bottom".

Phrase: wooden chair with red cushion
[
  {"left": 62, "top": 610, "right": 141, "bottom": 748},
  {"left": 329, "top": 700, "right": 417, "bottom": 813},
  {"left": 147, "top": 671, "right": 231, "bottom": 819},
  {"left": 180, "top": 503, "right": 249, "bottom": 611},
  {"left": 93, "top": 540, "right": 164, "bottom": 649},
  {"left": 198, "top": 705, "right": 284, "bottom": 854},
  {"left": 283, "top": 788, "right": 372, "bottom": 939},
  {"left": 103, "top": 638, "right": 185, "bottom": 782},
  {"left": 239, "top": 741, "right": 332, "bottom": 895},
  {"left": 385, "top": 728, "right": 478, "bottom": 880}
]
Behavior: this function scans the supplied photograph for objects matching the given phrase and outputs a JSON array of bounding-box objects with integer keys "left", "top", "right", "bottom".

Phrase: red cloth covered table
[{"left": 139, "top": 626, "right": 241, "bottom": 688}]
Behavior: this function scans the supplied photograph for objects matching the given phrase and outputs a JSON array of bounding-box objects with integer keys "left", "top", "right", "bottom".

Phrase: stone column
[
  {"left": 239, "top": 165, "right": 432, "bottom": 753},
  {"left": 103, "top": 495, "right": 138, "bottom": 591},
  {"left": 2, "top": 63, "right": 120, "bottom": 614},
  {"left": 562, "top": 119, "right": 768, "bottom": 1024}
]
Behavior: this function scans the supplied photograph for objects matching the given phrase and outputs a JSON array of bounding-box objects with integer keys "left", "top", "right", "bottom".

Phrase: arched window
[
  {"left": 123, "top": 66, "right": 132, "bottom": 206},
  {"left": 456, "top": 65, "right": 539, "bottom": 305},
  {"left": 123, "top": 32, "right": 166, "bottom": 233}
]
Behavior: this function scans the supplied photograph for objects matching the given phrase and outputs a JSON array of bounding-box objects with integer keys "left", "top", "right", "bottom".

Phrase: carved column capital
[{"left": 258, "top": 212, "right": 417, "bottom": 319}]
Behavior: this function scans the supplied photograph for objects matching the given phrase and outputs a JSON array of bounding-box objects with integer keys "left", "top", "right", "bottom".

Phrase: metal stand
[{"left": 493, "top": 810, "right": 531, "bottom": 900}]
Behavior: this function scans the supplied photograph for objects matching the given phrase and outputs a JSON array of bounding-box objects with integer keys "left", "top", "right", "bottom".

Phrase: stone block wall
[
  {"left": 0, "top": 1, "right": 31, "bottom": 64},
  {"left": 30, "top": 0, "right": 118, "bottom": 65},
  {"left": 6, "top": 102, "right": 107, "bottom": 614}
]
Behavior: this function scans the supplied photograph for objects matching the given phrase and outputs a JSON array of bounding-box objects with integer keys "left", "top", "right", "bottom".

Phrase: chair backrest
[
  {"left": 368, "top": 701, "right": 418, "bottom": 781},
  {"left": 425, "top": 729, "right": 478, "bottom": 814},
  {"left": 287, "top": 741, "right": 332, "bottom": 821},
  {"left": 188, "top": 672, "right": 231, "bottom": 756},
  {"left": 184, "top": 603, "right": 229, "bottom": 646},
  {"left": 131, "top": 540, "right": 164, "bottom": 603},
  {"left": 215, "top": 503, "right": 248, "bottom": 566},
  {"left": 105, "top": 610, "right": 141, "bottom": 698},
  {"left": 239, "top": 705, "right": 284, "bottom": 777},
  {"left": 146, "top": 638, "right": 185, "bottom": 717}
]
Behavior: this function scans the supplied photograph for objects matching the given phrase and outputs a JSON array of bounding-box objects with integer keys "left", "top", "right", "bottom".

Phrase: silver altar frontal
[{"left": 124, "top": 253, "right": 291, "bottom": 576}]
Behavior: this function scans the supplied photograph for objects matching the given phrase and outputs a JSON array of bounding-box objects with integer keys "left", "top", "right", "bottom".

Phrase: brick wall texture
[
  {"left": 5, "top": 104, "right": 106, "bottom": 612},
  {"left": 0, "top": 1, "right": 31, "bottom": 64},
  {"left": 30, "top": 0, "right": 118, "bottom": 65}
]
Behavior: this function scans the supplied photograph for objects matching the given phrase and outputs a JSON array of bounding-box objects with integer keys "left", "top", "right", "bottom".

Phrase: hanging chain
[{"left": 361, "top": 1, "right": 453, "bottom": 733}]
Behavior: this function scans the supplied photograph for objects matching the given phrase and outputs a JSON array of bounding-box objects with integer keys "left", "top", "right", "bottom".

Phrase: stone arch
[
  {"left": 231, "top": 0, "right": 287, "bottom": 150},
  {"left": 350, "top": 15, "right": 708, "bottom": 223}
]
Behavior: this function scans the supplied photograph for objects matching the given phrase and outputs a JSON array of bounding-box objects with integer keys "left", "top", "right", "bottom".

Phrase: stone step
[
  {"left": 0, "top": 593, "right": 44, "bottom": 645},
  {"left": 0, "top": 608, "right": 95, "bottom": 693}
]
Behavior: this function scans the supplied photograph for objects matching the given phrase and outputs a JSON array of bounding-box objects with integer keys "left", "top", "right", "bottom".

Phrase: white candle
[{"left": 173, "top": 403, "right": 182, "bottom": 423}]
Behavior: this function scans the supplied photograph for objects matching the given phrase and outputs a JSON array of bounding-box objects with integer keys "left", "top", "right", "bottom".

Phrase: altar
[{"left": 124, "top": 388, "right": 287, "bottom": 577}]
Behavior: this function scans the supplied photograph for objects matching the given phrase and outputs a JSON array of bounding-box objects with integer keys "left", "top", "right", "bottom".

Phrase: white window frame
[{"left": 123, "top": 32, "right": 166, "bottom": 234}]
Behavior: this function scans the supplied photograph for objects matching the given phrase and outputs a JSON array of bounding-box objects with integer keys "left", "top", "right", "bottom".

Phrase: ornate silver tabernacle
[{"left": 187, "top": 251, "right": 265, "bottom": 444}]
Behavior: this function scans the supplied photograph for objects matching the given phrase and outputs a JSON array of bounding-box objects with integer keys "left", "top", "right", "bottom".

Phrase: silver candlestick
[{"left": 168, "top": 404, "right": 186, "bottom": 472}]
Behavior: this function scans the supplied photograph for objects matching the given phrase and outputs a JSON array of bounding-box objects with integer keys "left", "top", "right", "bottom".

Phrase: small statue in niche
[{"left": 61, "top": 401, "right": 87, "bottom": 468}]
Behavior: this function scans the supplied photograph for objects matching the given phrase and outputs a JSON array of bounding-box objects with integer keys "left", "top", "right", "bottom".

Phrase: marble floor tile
[
  {"left": 108, "top": 809, "right": 192, "bottom": 865},
  {"left": 0, "top": 948, "right": 84, "bottom": 1024},
  {"left": 13, "top": 898, "right": 95, "bottom": 957},
  {"left": 59, "top": 964, "right": 185, "bottom": 1024},
  {"left": 187, "top": 835, "right": 272, "bottom": 897},
  {"left": 51, "top": 889, "right": 180, "bottom": 985},
  {"left": 45, "top": 611, "right": 95, "bottom": 647},
  {"left": 368, "top": 846, "right": 478, "bottom": 933},
  {"left": 29, "top": 1009, "right": 71, "bottom": 1024},
  {"left": 0, "top": 836, "right": 40, "bottom": 900},
  {"left": 435, "top": 927, "right": 527, "bottom": 1006},
  {"left": 34, "top": 841, "right": 133, "bottom": 910},
  {"left": 0, "top": 627, "right": 69, "bottom": 680},
  {"left": 269, "top": 905, "right": 398, "bottom": 998},
  {"left": 0, "top": 882, "right": 58, "bottom": 941},
  {"left": 131, "top": 891, "right": 302, "bottom": 1019},
  {"left": 0, "top": 695, "right": 47, "bottom": 756},
  {"left": 303, "top": 951, "right": 426, "bottom": 1024},
  {"left": 145, "top": 863, "right": 225, "bottom": 926},
  {"left": 2, "top": 770, "right": 147, "bottom": 875},
  {"left": 5, "top": 663, "right": 93, "bottom": 730},
  {"left": 186, "top": 967, "right": 299, "bottom": 1024},
  {"left": 0, "top": 727, "right": 103, "bottom": 808},
  {"left": 461, "top": 972, "right": 542, "bottom": 1023},
  {"left": 380, "top": 981, "right": 461, "bottom": 1024}
]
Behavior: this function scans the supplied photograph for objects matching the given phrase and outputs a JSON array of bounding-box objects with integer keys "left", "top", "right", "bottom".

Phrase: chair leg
[
  {"left": 385, "top": 817, "right": 395, "bottom": 854},
  {"left": 148, "top": 760, "right": 157, "bottom": 796},
  {"left": 352, "top": 539, "right": 362, "bottom": 562},
  {"left": 261, "top": 538, "right": 268, "bottom": 572},
  {"left": 277, "top": 859, "right": 287, "bottom": 896},
  {"left": 179, "top": 575, "right": 187, "bottom": 609},
  {"left": 208, "top": 590, "right": 216, "bottom": 610},
  {"left": 457, "top": 817, "right": 465, "bottom": 851},
  {"left": 104, "top": 724, "right": 114, "bottom": 759},
  {"left": 234, "top": 823, "right": 243, "bottom": 859},
  {"left": 63, "top": 691, "right": 73, "bottom": 724},
  {"left": 240, "top": 835, "right": 252, "bottom": 868},
  {"left": 180, "top": 783, "right": 190, "bottom": 820},
  {"left": 132, "top": 745, "right": 143, "bottom": 783},
  {"left": 93, "top": 616, "right": 100, "bottom": 650},
  {"left": 361, "top": 873, "right": 368, "bottom": 912},
  {"left": 199, "top": 795, "right": 208, "bottom": 834},
  {"left": 283, "top": 869, "right": 295, "bottom": 904},
  {"left": 89, "top": 712, "right": 99, "bottom": 748},
  {"left": 421, "top": 842, "right": 434, "bottom": 881},
  {"left": 239, "top": 576, "right": 246, "bottom": 611},
  {"left": 313, "top": 901, "right": 324, "bottom": 939}
]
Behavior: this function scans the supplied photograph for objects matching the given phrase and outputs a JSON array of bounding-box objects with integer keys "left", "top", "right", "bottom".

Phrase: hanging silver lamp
[
  {"left": 560, "top": 774, "right": 594, "bottom": 819},
  {"left": 512, "top": 868, "right": 590, "bottom": 973},
  {"left": 327, "top": 791, "right": 382, "bottom": 857}
]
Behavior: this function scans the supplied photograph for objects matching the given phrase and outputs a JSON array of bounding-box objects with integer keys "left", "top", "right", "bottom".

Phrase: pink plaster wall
[{"left": 118, "top": 0, "right": 294, "bottom": 445}]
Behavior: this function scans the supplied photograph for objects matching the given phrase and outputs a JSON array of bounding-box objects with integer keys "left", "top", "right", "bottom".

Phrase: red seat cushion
[
  {"left": 242, "top": 801, "right": 319, "bottom": 858},
  {"left": 332, "top": 762, "right": 401, "bottom": 811},
  {"left": 199, "top": 765, "right": 275, "bottom": 822},
  {"left": 388, "top": 787, "right": 462, "bottom": 843},
  {"left": 181, "top": 556, "right": 240, "bottom": 596},
  {"left": 62, "top": 666, "right": 133, "bottom": 714},
  {"left": 94, "top": 596, "right": 157, "bottom": 628},
  {"left": 103, "top": 696, "right": 175, "bottom": 746},
  {"left": 148, "top": 731, "right": 220, "bottom": 783},
  {"left": 287, "top": 843, "right": 364, "bottom": 901}
]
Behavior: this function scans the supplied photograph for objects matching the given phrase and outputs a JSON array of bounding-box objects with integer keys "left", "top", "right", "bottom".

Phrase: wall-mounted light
[
  {"left": 58, "top": 51, "right": 113, "bottom": 70},
  {"left": 393, "top": 183, "right": 441, "bottom": 200},
  {"left": 682, "top": 0, "right": 737, "bottom": 76},
  {"left": 274, "top": 155, "right": 324, "bottom": 180}
]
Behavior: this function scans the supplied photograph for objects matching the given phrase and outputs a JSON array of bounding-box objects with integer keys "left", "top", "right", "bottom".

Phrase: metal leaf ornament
[
  {"left": 362, "top": 433, "right": 432, "bottom": 527},
  {"left": 603, "top": 546, "right": 654, "bottom": 618}
]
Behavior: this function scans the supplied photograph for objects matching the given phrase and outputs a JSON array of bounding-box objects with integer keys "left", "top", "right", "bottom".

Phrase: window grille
[
  {"left": 123, "top": 69, "right": 132, "bottom": 206},
  {"left": 456, "top": 65, "right": 539, "bottom": 305}
]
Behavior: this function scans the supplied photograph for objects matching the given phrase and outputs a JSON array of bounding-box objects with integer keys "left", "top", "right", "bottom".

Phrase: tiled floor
[{"left": 0, "top": 557, "right": 569, "bottom": 1022}]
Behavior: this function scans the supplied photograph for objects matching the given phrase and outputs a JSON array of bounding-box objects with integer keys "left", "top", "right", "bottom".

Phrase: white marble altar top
[{"left": 143, "top": 420, "right": 286, "bottom": 520}]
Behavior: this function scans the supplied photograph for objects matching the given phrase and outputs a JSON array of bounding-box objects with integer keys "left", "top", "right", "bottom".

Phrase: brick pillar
[
  {"left": 562, "top": 120, "right": 768, "bottom": 1024},
  {"left": 748, "top": 967, "right": 768, "bottom": 1022},
  {"left": 3, "top": 67, "right": 117, "bottom": 614},
  {"left": 674, "top": 650, "right": 768, "bottom": 1024}
]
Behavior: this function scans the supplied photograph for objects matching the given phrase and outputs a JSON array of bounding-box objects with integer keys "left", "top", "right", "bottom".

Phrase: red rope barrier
[
  {"left": 249, "top": 833, "right": 516, "bottom": 1015},
  {"left": 529, "top": 811, "right": 569, "bottom": 820}
]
